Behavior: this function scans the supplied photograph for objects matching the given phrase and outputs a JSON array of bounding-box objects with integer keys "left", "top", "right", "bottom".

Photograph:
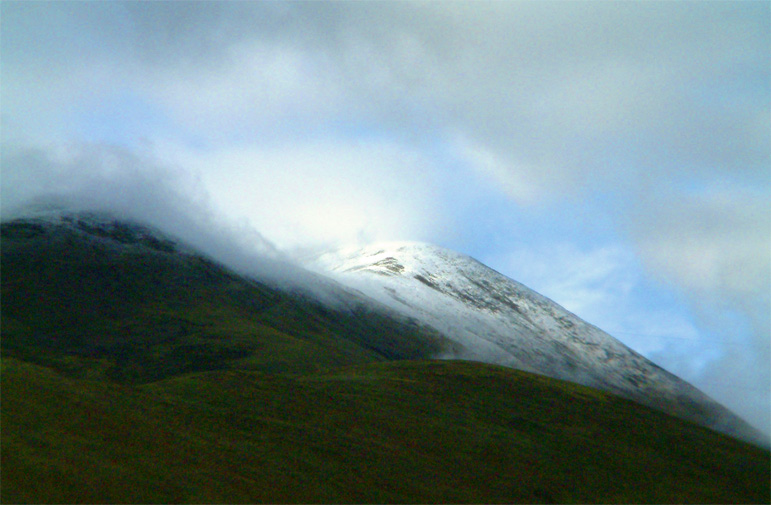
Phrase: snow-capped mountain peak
[
  {"left": 310, "top": 241, "right": 630, "bottom": 370},
  {"left": 306, "top": 241, "right": 762, "bottom": 444}
]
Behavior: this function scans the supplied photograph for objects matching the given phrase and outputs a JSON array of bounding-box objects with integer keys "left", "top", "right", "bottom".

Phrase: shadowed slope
[{"left": 0, "top": 215, "right": 450, "bottom": 383}]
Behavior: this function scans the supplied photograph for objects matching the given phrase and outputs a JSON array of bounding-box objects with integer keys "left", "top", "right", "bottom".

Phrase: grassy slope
[
  {"left": 1, "top": 217, "right": 769, "bottom": 503},
  {"left": 2, "top": 357, "right": 768, "bottom": 504},
  {"left": 0, "top": 219, "right": 448, "bottom": 382}
]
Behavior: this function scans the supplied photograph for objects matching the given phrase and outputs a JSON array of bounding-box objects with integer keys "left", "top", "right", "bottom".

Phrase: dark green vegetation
[
  {"left": 2, "top": 216, "right": 770, "bottom": 504},
  {"left": 1, "top": 217, "right": 448, "bottom": 383},
  {"left": 3, "top": 358, "right": 769, "bottom": 504}
]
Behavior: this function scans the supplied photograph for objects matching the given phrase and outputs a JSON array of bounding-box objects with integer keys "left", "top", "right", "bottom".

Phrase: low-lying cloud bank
[
  {"left": 2, "top": 142, "right": 273, "bottom": 259},
  {"left": 0, "top": 143, "right": 367, "bottom": 308}
]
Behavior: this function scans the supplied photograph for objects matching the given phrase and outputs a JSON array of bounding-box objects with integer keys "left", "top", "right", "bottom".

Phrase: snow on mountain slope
[{"left": 305, "top": 242, "right": 762, "bottom": 444}]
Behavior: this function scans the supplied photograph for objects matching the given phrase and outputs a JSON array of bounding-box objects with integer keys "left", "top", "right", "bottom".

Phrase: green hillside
[
  {"left": 1, "top": 216, "right": 769, "bottom": 504},
  {"left": 2, "top": 358, "right": 768, "bottom": 504},
  {"left": 1, "top": 217, "right": 449, "bottom": 383}
]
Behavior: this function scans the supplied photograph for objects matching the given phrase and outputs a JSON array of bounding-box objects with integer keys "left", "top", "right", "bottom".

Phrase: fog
[{"left": 0, "top": 143, "right": 368, "bottom": 309}]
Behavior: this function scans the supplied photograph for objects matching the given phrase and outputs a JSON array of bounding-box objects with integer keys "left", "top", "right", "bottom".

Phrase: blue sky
[{"left": 2, "top": 1, "right": 769, "bottom": 438}]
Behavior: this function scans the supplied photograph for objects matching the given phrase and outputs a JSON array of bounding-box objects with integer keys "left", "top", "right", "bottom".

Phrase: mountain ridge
[
  {"left": 1, "top": 211, "right": 769, "bottom": 503},
  {"left": 305, "top": 241, "right": 765, "bottom": 445},
  {"left": 0, "top": 213, "right": 455, "bottom": 383},
  {"left": 3, "top": 211, "right": 762, "bottom": 444}
]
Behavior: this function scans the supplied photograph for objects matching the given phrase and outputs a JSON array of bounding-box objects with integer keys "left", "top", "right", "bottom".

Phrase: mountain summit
[
  {"left": 306, "top": 242, "right": 762, "bottom": 444},
  {"left": 3, "top": 210, "right": 761, "bottom": 444},
  {"left": 2, "top": 213, "right": 768, "bottom": 503}
]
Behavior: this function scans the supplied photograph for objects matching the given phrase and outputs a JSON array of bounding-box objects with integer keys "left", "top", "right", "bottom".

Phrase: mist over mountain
[
  {"left": 0, "top": 210, "right": 455, "bottom": 379},
  {"left": 1, "top": 133, "right": 767, "bottom": 442},
  {"left": 4, "top": 137, "right": 768, "bottom": 442},
  {"left": 2, "top": 206, "right": 764, "bottom": 446},
  {"left": 2, "top": 207, "right": 769, "bottom": 502}
]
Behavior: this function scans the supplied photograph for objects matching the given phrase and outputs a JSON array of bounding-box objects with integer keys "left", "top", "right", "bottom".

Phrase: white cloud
[
  {"left": 144, "top": 43, "right": 343, "bottom": 141},
  {"left": 632, "top": 185, "right": 770, "bottom": 303},
  {"left": 630, "top": 184, "right": 770, "bottom": 436},
  {"left": 0, "top": 143, "right": 279, "bottom": 262},
  {"left": 157, "top": 138, "right": 451, "bottom": 250},
  {"left": 448, "top": 134, "right": 549, "bottom": 205},
  {"left": 5, "top": 2, "right": 767, "bottom": 183}
]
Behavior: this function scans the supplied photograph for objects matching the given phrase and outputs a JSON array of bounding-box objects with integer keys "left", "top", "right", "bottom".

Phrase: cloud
[
  {"left": 632, "top": 186, "right": 770, "bottom": 301},
  {"left": 152, "top": 136, "right": 452, "bottom": 251},
  {"left": 631, "top": 185, "right": 770, "bottom": 435},
  {"left": 448, "top": 135, "right": 547, "bottom": 206},
  {"left": 0, "top": 142, "right": 288, "bottom": 273},
  {"left": 5, "top": 2, "right": 768, "bottom": 174}
]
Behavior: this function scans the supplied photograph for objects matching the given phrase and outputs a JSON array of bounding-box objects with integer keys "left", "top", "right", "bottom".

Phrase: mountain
[
  {"left": 0, "top": 212, "right": 452, "bottom": 383},
  {"left": 1, "top": 212, "right": 769, "bottom": 503},
  {"left": 305, "top": 242, "right": 763, "bottom": 444}
]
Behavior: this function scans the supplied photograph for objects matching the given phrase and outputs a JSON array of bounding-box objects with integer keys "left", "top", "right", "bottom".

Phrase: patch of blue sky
[
  {"left": 70, "top": 92, "right": 183, "bottom": 149},
  {"left": 691, "top": 73, "right": 770, "bottom": 110},
  {"left": 445, "top": 191, "right": 625, "bottom": 261}
]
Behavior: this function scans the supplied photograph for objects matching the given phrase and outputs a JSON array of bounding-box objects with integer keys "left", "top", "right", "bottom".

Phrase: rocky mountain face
[{"left": 305, "top": 242, "right": 763, "bottom": 444}]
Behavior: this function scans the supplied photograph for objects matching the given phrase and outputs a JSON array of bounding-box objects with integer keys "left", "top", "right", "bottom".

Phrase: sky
[{"left": 1, "top": 1, "right": 769, "bottom": 439}]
